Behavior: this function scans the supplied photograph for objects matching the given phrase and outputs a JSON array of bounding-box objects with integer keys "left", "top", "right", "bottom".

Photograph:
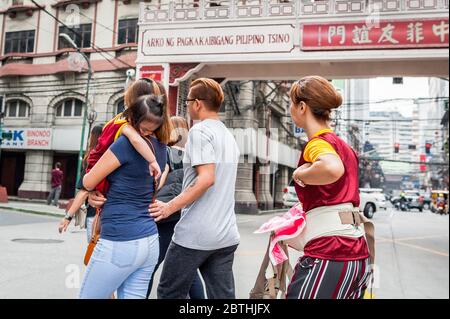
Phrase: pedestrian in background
[{"left": 47, "top": 162, "right": 63, "bottom": 206}]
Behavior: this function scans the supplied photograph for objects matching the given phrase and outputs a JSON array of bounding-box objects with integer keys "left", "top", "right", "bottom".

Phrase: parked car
[
  {"left": 282, "top": 180, "right": 298, "bottom": 208},
  {"left": 283, "top": 185, "right": 387, "bottom": 219},
  {"left": 359, "top": 188, "right": 388, "bottom": 219}
]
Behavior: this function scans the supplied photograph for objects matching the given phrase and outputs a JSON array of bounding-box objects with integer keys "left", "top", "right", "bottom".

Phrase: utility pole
[
  {"left": 0, "top": 95, "right": 4, "bottom": 160},
  {"left": 59, "top": 34, "right": 92, "bottom": 193}
]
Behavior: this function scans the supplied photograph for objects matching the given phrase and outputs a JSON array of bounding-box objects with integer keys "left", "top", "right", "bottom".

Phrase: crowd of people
[{"left": 58, "top": 76, "right": 373, "bottom": 299}]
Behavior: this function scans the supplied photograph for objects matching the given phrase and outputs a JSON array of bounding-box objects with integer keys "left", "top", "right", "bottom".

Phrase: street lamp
[
  {"left": 0, "top": 96, "right": 5, "bottom": 173},
  {"left": 59, "top": 33, "right": 92, "bottom": 192},
  {"left": 87, "top": 109, "right": 98, "bottom": 141}
]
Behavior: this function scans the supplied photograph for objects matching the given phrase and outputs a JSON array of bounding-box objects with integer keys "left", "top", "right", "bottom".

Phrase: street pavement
[
  {"left": 0, "top": 201, "right": 65, "bottom": 218},
  {"left": 0, "top": 207, "right": 448, "bottom": 299}
]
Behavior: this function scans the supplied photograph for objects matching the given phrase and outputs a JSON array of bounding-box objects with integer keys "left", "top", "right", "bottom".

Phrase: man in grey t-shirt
[
  {"left": 175, "top": 119, "right": 240, "bottom": 250},
  {"left": 150, "top": 78, "right": 240, "bottom": 299}
]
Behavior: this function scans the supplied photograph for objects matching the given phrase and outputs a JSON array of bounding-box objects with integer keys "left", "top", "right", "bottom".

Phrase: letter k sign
[{"left": 13, "top": 130, "right": 24, "bottom": 141}]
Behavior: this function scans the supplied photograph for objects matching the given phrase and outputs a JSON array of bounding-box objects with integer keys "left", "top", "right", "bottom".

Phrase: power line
[
  {"left": 360, "top": 157, "right": 448, "bottom": 166},
  {"left": 0, "top": 75, "right": 128, "bottom": 87},
  {"left": 19, "top": 18, "right": 129, "bottom": 72},
  {"left": 341, "top": 97, "right": 449, "bottom": 105},
  {"left": 3, "top": 80, "right": 126, "bottom": 95},
  {"left": 78, "top": 11, "right": 118, "bottom": 35},
  {"left": 337, "top": 118, "right": 446, "bottom": 122},
  {"left": 30, "top": 0, "right": 134, "bottom": 70},
  {"left": 1, "top": 78, "right": 126, "bottom": 90}
]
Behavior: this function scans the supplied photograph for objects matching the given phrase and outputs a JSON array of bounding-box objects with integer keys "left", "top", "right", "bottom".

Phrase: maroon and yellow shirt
[{"left": 295, "top": 129, "right": 369, "bottom": 261}]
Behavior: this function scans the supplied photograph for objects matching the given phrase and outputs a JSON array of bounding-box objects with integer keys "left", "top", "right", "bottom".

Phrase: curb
[
  {"left": 0, "top": 205, "right": 64, "bottom": 218},
  {"left": 8, "top": 196, "right": 70, "bottom": 208},
  {"left": 1, "top": 205, "right": 287, "bottom": 218}
]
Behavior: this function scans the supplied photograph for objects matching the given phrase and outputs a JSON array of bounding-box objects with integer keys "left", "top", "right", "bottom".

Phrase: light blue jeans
[
  {"left": 85, "top": 217, "right": 94, "bottom": 243},
  {"left": 79, "top": 234, "right": 159, "bottom": 299}
]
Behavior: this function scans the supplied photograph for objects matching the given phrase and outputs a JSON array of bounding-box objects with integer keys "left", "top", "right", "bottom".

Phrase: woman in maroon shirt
[{"left": 286, "top": 76, "right": 373, "bottom": 299}]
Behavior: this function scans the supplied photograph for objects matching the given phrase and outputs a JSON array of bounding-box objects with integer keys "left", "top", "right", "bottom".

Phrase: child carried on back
[{"left": 58, "top": 79, "right": 165, "bottom": 233}]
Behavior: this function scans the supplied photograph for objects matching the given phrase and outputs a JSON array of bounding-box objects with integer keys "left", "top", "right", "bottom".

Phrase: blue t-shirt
[{"left": 100, "top": 135, "right": 167, "bottom": 241}]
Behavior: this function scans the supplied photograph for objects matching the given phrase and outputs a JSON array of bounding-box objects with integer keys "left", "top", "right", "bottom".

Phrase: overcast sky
[{"left": 369, "top": 77, "right": 431, "bottom": 117}]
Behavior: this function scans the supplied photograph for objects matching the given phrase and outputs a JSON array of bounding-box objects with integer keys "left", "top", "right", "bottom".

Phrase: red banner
[
  {"left": 420, "top": 154, "right": 427, "bottom": 172},
  {"left": 140, "top": 65, "right": 164, "bottom": 81},
  {"left": 301, "top": 18, "right": 449, "bottom": 51}
]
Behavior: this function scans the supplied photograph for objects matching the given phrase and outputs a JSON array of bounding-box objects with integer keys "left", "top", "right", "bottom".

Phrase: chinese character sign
[{"left": 301, "top": 19, "right": 449, "bottom": 50}]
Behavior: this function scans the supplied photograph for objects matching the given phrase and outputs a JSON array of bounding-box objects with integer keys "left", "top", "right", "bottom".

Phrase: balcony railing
[{"left": 140, "top": 0, "right": 449, "bottom": 23}]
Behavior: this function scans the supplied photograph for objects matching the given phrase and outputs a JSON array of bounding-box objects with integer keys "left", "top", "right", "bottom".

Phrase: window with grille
[
  {"left": 118, "top": 19, "right": 138, "bottom": 45},
  {"left": 58, "top": 24, "right": 92, "bottom": 49},
  {"left": 4, "top": 30, "right": 35, "bottom": 54},
  {"left": 5, "top": 100, "right": 30, "bottom": 118},
  {"left": 56, "top": 99, "right": 83, "bottom": 117}
]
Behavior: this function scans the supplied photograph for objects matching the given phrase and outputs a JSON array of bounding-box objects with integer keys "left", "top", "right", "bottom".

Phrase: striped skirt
[{"left": 286, "top": 256, "right": 371, "bottom": 299}]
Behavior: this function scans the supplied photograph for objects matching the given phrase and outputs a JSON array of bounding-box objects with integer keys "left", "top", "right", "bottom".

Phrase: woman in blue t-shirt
[{"left": 78, "top": 94, "right": 171, "bottom": 299}]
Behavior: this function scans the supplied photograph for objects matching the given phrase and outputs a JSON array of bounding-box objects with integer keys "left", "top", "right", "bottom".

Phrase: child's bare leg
[{"left": 58, "top": 189, "right": 89, "bottom": 233}]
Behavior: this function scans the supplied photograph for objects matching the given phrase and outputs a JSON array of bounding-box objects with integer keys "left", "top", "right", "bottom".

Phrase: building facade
[
  {"left": 0, "top": 0, "right": 448, "bottom": 212},
  {"left": 0, "top": 0, "right": 141, "bottom": 199},
  {"left": 425, "top": 77, "right": 449, "bottom": 188},
  {"left": 335, "top": 79, "right": 370, "bottom": 152},
  {"left": 0, "top": 0, "right": 302, "bottom": 211}
]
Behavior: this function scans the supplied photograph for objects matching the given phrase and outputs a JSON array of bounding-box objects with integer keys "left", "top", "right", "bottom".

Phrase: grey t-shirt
[{"left": 173, "top": 119, "right": 241, "bottom": 250}]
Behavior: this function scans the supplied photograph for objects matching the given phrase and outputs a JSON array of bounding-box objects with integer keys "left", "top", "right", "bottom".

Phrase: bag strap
[
  {"left": 143, "top": 136, "right": 159, "bottom": 204},
  {"left": 250, "top": 233, "right": 294, "bottom": 299},
  {"left": 249, "top": 235, "right": 272, "bottom": 299},
  {"left": 280, "top": 244, "right": 294, "bottom": 298},
  {"left": 89, "top": 207, "right": 101, "bottom": 244}
]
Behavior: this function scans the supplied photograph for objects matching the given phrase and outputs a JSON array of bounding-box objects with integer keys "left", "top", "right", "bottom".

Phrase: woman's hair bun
[
  {"left": 329, "top": 90, "right": 343, "bottom": 109},
  {"left": 146, "top": 94, "right": 165, "bottom": 108},
  {"left": 290, "top": 75, "right": 343, "bottom": 121}
]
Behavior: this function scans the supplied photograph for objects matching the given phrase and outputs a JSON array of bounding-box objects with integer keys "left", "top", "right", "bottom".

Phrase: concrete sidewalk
[{"left": 0, "top": 201, "right": 65, "bottom": 218}]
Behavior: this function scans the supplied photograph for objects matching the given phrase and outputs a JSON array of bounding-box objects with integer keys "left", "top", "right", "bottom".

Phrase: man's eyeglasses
[{"left": 185, "top": 98, "right": 208, "bottom": 107}]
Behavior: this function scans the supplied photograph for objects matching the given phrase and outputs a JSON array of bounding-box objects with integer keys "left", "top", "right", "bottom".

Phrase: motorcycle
[
  {"left": 436, "top": 202, "right": 448, "bottom": 215},
  {"left": 395, "top": 200, "right": 409, "bottom": 211}
]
